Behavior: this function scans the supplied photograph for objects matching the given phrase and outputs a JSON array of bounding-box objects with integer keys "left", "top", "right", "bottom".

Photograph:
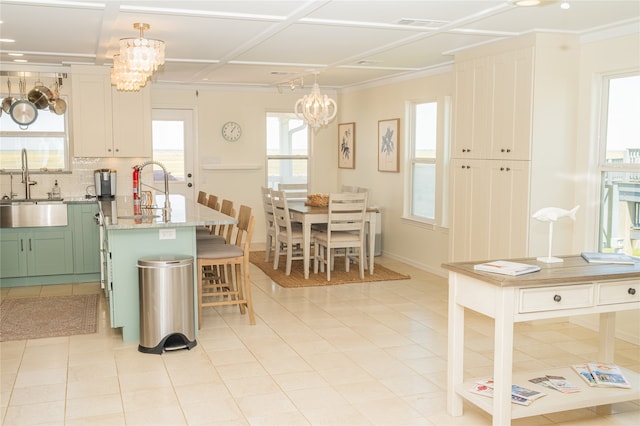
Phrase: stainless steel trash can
[{"left": 138, "top": 255, "right": 197, "bottom": 354}]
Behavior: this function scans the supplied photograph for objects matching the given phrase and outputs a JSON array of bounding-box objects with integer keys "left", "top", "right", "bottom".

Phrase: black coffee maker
[{"left": 94, "top": 169, "right": 117, "bottom": 199}]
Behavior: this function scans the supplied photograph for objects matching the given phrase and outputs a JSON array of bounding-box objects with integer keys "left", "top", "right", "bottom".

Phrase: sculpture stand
[{"left": 537, "top": 221, "right": 564, "bottom": 263}]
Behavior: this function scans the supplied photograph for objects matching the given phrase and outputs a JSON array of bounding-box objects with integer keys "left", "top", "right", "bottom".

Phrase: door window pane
[{"left": 152, "top": 120, "right": 184, "bottom": 181}]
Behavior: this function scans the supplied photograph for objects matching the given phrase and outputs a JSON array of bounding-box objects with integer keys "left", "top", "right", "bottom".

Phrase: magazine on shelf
[
  {"left": 571, "top": 364, "right": 597, "bottom": 387},
  {"left": 473, "top": 260, "right": 541, "bottom": 276},
  {"left": 468, "top": 383, "right": 533, "bottom": 406},
  {"left": 544, "top": 375, "right": 580, "bottom": 393},
  {"left": 470, "top": 379, "right": 543, "bottom": 405},
  {"left": 529, "top": 377, "right": 561, "bottom": 392},
  {"left": 587, "top": 363, "right": 631, "bottom": 388},
  {"left": 580, "top": 252, "right": 638, "bottom": 265}
]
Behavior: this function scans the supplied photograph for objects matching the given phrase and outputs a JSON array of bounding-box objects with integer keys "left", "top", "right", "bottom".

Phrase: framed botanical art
[
  {"left": 338, "top": 122, "right": 355, "bottom": 169},
  {"left": 378, "top": 118, "right": 400, "bottom": 172}
]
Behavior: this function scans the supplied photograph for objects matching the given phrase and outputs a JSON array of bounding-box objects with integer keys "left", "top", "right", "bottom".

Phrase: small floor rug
[
  {"left": 0, "top": 294, "right": 99, "bottom": 342},
  {"left": 250, "top": 250, "right": 410, "bottom": 288}
]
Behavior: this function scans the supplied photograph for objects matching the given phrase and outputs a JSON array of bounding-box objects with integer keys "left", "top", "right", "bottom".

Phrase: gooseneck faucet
[
  {"left": 21, "top": 148, "right": 37, "bottom": 199},
  {"left": 137, "top": 160, "right": 171, "bottom": 222}
]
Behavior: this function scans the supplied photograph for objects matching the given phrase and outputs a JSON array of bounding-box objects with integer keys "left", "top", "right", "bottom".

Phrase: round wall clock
[{"left": 222, "top": 121, "right": 242, "bottom": 142}]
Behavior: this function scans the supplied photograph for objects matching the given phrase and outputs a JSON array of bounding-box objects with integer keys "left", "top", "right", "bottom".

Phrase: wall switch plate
[{"left": 159, "top": 229, "right": 176, "bottom": 240}]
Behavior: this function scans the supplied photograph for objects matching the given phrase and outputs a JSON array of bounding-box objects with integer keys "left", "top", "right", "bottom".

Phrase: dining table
[{"left": 287, "top": 202, "right": 378, "bottom": 279}]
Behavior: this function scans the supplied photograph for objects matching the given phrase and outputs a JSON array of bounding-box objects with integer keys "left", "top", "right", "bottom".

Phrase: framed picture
[
  {"left": 378, "top": 118, "right": 400, "bottom": 172},
  {"left": 338, "top": 122, "right": 355, "bottom": 169}
]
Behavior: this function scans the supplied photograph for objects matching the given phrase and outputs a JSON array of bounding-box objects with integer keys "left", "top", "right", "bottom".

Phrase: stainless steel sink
[{"left": 0, "top": 200, "right": 68, "bottom": 228}]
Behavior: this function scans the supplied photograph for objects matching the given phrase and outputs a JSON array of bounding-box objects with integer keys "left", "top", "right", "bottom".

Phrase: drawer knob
[
  {"left": 553, "top": 294, "right": 562, "bottom": 302},
  {"left": 629, "top": 288, "right": 636, "bottom": 295}
]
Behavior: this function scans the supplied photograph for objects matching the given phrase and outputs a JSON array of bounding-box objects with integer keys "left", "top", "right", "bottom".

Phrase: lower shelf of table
[{"left": 456, "top": 366, "right": 640, "bottom": 420}]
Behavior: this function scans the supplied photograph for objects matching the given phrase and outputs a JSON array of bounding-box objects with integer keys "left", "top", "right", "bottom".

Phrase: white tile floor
[{"left": 1, "top": 256, "right": 639, "bottom": 425}]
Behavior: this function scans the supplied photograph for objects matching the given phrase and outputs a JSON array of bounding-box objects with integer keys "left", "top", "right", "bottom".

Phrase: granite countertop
[{"left": 100, "top": 194, "right": 236, "bottom": 230}]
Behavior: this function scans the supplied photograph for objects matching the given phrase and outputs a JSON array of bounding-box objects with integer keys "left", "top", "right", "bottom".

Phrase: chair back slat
[
  {"left": 278, "top": 183, "right": 308, "bottom": 203},
  {"left": 327, "top": 192, "right": 367, "bottom": 237},
  {"left": 206, "top": 194, "right": 220, "bottom": 211},
  {"left": 197, "top": 191, "right": 208, "bottom": 205}
]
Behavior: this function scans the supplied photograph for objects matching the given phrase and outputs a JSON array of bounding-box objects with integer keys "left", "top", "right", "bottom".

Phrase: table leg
[
  {"left": 447, "top": 275, "right": 464, "bottom": 416},
  {"left": 303, "top": 218, "right": 311, "bottom": 279},
  {"left": 368, "top": 213, "right": 376, "bottom": 274},
  {"left": 492, "top": 289, "right": 515, "bottom": 426},
  {"left": 599, "top": 312, "right": 616, "bottom": 363}
]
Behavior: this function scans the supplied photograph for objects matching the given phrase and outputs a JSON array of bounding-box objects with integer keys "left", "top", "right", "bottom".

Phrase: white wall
[
  {"left": 337, "top": 71, "right": 453, "bottom": 276},
  {"left": 151, "top": 86, "right": 338, "bottom": 247}
]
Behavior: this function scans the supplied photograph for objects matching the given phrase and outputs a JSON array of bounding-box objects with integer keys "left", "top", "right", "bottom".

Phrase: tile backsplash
[{"left": 1, "top": 157, "right": 152, "bottom": 200}]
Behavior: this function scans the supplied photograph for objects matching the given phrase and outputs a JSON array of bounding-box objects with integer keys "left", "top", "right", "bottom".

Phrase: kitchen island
[{"left": 100, "top": 194, "right": 236, "bottom": 342}]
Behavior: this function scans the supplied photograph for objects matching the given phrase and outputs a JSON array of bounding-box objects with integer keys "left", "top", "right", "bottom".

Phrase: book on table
[
  {"left": 580, "top": 252, "right": 638, "bottom": 265},
  {"left": 473, "top": 260, "right": 541, "bottom": 276}
]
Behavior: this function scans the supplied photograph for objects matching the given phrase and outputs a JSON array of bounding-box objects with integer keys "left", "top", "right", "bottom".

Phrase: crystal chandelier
[
  {"left": 111, "top": 23, "right": 165, "bottom": 92},
  {"left": 294, "top": 76, "right": 337, "bottom": 130}
]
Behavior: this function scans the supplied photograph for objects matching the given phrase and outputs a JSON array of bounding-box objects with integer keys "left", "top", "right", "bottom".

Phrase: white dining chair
[
  {"left": 312, "top": 192, "right": 368, "bottom": 281},
  {"left": 261, "top": 186, "right": 276, "bottom": 262},
  {"left": 278, "top": 183, "right": 308, "bottom": 203},
  {"left": 271, "top": 190, "right": 305, "bottom": 275}
]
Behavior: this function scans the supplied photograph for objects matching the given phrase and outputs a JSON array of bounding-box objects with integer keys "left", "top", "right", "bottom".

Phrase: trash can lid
[{"left": 137, "top": 255, "right": 194, "bottom": 267}]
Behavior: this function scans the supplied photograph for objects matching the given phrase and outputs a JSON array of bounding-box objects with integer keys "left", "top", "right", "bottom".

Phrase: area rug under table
[
  {"left": 249, "top": 251, "right": 410, "bottom": 288},
  {"left": 0, "top": 294, "right": 99, "bottom": 342}
]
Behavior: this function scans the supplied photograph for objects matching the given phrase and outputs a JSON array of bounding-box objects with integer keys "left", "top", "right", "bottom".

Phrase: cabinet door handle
[
  {"left": 553, "top": 294, "right": 562, "bottom": 302},
  {"left": 115, "top": 148, "right": 119, "bottom": 152},
  {"left": 108, "top": 148, "right": 112, "bottom": 152},
  {"left": 20, "top": 239, "right": 24, "bottom": 252},
  {"left": 629, "top": 288, "right": 636, "bottom": 295},
  {"left": 29, "top": 238, "right": 32, "bottom": 251}
]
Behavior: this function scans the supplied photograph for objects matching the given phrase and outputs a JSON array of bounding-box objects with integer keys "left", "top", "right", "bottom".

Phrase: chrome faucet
[
  {"left": 21, "top": 148, "right": 37, "bottom": 199},
  {"left": 137, "top": 160, "right": 171, "bottom": 222}
]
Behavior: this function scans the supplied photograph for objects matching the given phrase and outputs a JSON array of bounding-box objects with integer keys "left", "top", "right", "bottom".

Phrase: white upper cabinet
[
  {"left": 452, "top": 46, "right": 534, "bottom": 160},
  {"left": 71, "top": 65, "right": 151, "bottom": 158}
]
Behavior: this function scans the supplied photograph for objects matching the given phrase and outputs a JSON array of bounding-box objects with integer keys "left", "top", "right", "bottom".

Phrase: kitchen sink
[{"left": 0, "top": 200, "right": 68, "bottom": 228}]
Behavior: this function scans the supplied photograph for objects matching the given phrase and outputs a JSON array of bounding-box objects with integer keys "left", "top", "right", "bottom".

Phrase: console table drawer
[
  {"left": 519, "top": 284, "right": 594, "bottom": 313},
  {"left": 598, "top": 280, "right": 640, "bottom": 305}
]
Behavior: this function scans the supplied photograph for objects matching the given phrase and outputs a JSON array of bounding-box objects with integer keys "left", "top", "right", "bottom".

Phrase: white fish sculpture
[{"left": 532, "top": 205, "right": 580, "bottom": 222}]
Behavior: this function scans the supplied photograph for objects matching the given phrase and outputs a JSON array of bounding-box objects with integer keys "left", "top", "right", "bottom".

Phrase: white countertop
[{"left": 100, "top": 195, "right": 236, "bottom": 230}]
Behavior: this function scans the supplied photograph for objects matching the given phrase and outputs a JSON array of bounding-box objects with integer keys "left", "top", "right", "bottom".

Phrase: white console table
[{"left": 442, "top": 255, "right": 640, "bottom": 426}]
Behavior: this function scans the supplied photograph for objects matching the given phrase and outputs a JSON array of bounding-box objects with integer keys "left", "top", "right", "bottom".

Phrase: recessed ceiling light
[
  {"left": 8, "top": 53, "right": 23, "bottom": 57},
  {"left": 0, "top": 38, "right": 15, "bottom": 43},
  {"left": 13, "top": 59, "right": 27, "bottom": 63},
  {"left": 560, "top": 2, "right": 571, "bottom": 9}
]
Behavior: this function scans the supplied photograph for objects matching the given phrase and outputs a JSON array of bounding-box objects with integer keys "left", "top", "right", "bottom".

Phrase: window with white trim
[
  {"left": 406, "top": 97, "right": 450, "bottom": 227},
  {"left": 266, "top": 112, "right": 309, "bottom": 189},
  {"left": 0, "top": 99, "right": 69, "bottom": 171},
  {"left": 599, "top": 73, "right": 640, "bottom": 254}
]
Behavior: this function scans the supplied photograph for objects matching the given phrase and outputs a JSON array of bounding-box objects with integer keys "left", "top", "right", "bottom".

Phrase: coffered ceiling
[{"left": 0, "top": 0, "right": 638, "bottom": 90}]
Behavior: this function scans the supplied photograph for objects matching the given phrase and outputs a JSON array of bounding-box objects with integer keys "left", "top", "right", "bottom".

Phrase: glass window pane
[
  {"left": 415, "top": 102, "right": 437, "bottom": 159},
  {"left": 412, "top": 163, "right": 435, "bottom": 219},
  {"left": 152, "top": 120, "right": 185, "bottom": 181},
  {"left": 0, "top": 137, "right": 66, "bottom": 170},
  {"left": 600, "top": 171, "right": 640, "bottom": 254},
  {"left": 266, "top": 113, "right": 307, "bottom": 155},
  {"left": 605, "top": 75, "right": 640, "bottom": 164},
  {"left": 267, "top": 158, "right": 308, "bottom": 189}
]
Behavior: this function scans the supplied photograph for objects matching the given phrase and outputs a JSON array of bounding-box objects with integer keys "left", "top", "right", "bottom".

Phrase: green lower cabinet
[
  {"left": 0, "top": 229, "right": 74, "bottom": 278},
  {"left": 72, "top": 203, "right": 100, "bottom": 274}
]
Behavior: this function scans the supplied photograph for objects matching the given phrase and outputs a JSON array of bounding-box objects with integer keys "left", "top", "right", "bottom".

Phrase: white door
[{"left": 151, "top": 109, "right": 196, "bottom": 200}]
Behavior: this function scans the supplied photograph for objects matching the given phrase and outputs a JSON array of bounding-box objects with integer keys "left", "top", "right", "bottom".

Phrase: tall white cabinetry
[
  {"left": 449, "top": 34, "right": 578, "bottom": 262},
  {"left": 71, "top": 65, "right": 151, "bottom": 157}
]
